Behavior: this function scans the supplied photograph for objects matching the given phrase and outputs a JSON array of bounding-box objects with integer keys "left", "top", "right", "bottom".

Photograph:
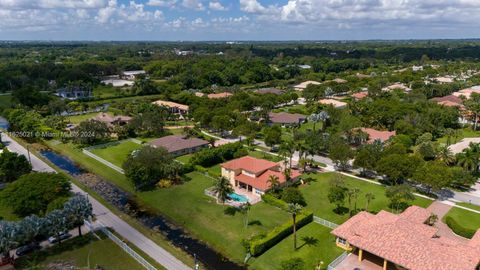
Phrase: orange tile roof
[
  {"left": 152, "top": 100, "right": 189, "bottom": 111},
  {"left": 207, "top": 92, "right": 233, "bottom": 99},
  {"left": 332, "top": 206, "right": 480, "bottom": 270},
  {"left": 221, "top": 156, "right": 278, "bottom": 174},
  {"left": 351, "top": 91, "right": 368, "bottom": 99},
  {"left": 359, "top": 128, "right": 396, "bottom": 143}
]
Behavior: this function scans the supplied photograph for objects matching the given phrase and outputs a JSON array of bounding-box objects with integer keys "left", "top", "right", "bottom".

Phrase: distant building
[
  {"left": 93, "top": 113, "right": 132, "bottom": 126},
  {"left": 332, "top": 78, "right": 348, "bottom": 84},
  {"left": 297, "top": 64, "right": 311, "bottom": 69},
  {"left": 331, "top": 205, "right": 480, "bottom": 270},
  {"left": 255, "top": 88, "right": 285, "bottom": 95},
  {"left": 318, "top": 99, "right": 348, "bottom": 109},
  {"left": 430, "top": 95, "right": 464, "bottom": 108},
  {"left": 148, "top": 135, "right": 209, "bottom": 156},
  {"left": 432, "top": 76, "right": 455, "bottom": 84},
  {"left": 412, "top": 65, "right": 424, "bottom": 71},
  {"left": 452, "top": 86, "right": 480, "bottom": 99},
  {"left": 355, "top": 128, "right": 396, "bottom": 144},
  {"left": 56, "top": 85, "right": 92, "bottom": 100},
  {"left": 101, "top": 78, "right": 135, "bottom": 87},
  {"left": 382, "top": 83, "right": 412, "bottom": 93},
  {"left": 121, "top": 70, "right": 146, "bottom": 80},
  {"left": 152, "top": 100, "right": 189, "bottom": 115},
  {"left": 221, "top": 156, "right": 302, "bottom": 196},
  {"left": 293, "top": 81, "right": 321, "bottom": 91},
  {"left": 268, "top": 112, "right": 307, "bottom": 126},
  {"left": 207, "top": 92, "right": 233, "bottom": 99},
  {"left": 351, "top": 91, "right": 368, "bottom": 100}
]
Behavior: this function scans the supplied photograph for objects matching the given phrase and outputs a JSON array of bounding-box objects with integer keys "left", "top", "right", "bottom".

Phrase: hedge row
[
  {"left": 261, "top": 193, "right": 289, "bottom": 211},
  {"left": 250, "top": 211, "right": 313, "bottom": 256},
  {"left": 444, "top": 216, "right": 476, "bottom": 239}
]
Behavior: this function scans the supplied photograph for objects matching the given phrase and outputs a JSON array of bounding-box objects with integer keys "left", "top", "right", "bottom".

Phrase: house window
[{"left": 338, "top": 238, "right": 347, "bottom": 245}]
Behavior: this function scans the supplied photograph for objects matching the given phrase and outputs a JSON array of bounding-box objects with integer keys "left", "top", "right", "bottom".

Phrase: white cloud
[
  {"left": 146, "top": 0, "right": 177, "bottom": 7},
  {"left": 209, "top": 1, "right": 226, "bottom": 11},
  {"left": 239, "top": 0, "right": 266, "bottom": 13},
  {"left": 182, "top": 0, "right": 204, "bottom": 10}
]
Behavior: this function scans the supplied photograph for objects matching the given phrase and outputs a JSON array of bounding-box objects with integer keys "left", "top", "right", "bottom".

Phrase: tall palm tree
[
  {"left": 212, "top": 177, "right": 234, "bottom": 204},
  {"left": 280, "top": 139, "right": 296, "bottom": 168},
  {"left": 288, "top": 203, "right": 303, "bottom": 250},
  {"left": 241, "top": 202, "right": 251, "bottom": 228},
  {"left": 267, "top": 175, "right": 280, "bottom": 192},
  {"left": 318, "top": 111, "right": 329, "bottom": 131},
  {"left": 457, "top": 143, "right": 480, "bottom": 173},
  {"left": 365, "top": 192, "right": 375, "bottom": 211},
  {"left": 436, "top": 145, "right": 455, "bottom": 165}
]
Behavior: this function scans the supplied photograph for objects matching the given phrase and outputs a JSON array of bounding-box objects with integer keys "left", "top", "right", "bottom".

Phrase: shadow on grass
[
  {"left": 248, "top": 220, "right": 262, "bottom": 226},
  {"left": 297, "top": 236, "right": 318, "bottom": 250},
  {"left": 332, "top": 206, "right": 349, "bottom": 215},
  {"left": 15, "top": 233, "right": 103, "bottom": 269}
]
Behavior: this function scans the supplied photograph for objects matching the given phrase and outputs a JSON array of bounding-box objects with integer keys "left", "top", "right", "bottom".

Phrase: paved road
[{"left": 1, "top": 133, "right": 191, "bottom": 270}]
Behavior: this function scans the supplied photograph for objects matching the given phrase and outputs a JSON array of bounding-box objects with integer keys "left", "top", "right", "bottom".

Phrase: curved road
[{"left": 1, "top": 133, "right": 191, "bottom": 270}]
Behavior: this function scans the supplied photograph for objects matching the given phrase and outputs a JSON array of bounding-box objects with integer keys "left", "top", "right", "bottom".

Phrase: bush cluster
[
  {"left": 189, "top": 142, "right": 246, "bottom": 167},
  {"left": 444, "top": 216, "right": 476, "bottom": 239}
]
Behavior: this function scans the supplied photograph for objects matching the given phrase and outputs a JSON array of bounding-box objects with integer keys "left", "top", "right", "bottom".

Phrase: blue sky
[{"left": 1, "top": 0, "right": 480, "bottom": 40}]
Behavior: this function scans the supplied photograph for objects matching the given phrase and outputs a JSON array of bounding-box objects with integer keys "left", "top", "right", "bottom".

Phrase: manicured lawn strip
[
  {"left": 436, "top": 128, "right": 480, "bottom": 144},
  {"left": 67, "top": 112, "right": 101, "bottom": 124},
  {"left": 175, "top": 154, "right": 193, "bottom": 164},
  {"left": 138, "top": 171, "right": 290, "bottom": 263},
  {"left": 457, "top": 202, "right": 480, "bottom": 212},
  {"left": 44, "top": 140, "right": 134, "bottom": 193},
  {"left": 248, "top": 150, "right": 283, "bottom": 162},
  {"left": 249, "top": 223, "right": 343, "bottom": 270},
  {"left": 29, "top": 140, "right": 197, "bottom": 268},
  {"left": 90, "top": 140, "right": 142, "bottom": 167},
  {"left": 16, "top": 233, "right": 145, "bottom": 270},
  {"left": 444, "top": 206, "right": 480, "bottom": 231},
  {"left": 300, "top": 172, "right": 433, "bottom": 224}
]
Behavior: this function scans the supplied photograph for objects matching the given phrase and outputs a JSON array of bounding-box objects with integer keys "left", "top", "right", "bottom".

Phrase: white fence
[
  {"left": 313, "top": 216, "right": 338, "bottom": 229},
  {"left": 82, "top": 149, "right": 125, "bottom": 174},
  {"left": 89, "top": 221, "right": 158, "bottom": 270},
  {"left": 327, "top": 252, "right": 348, "bottom": 270}
]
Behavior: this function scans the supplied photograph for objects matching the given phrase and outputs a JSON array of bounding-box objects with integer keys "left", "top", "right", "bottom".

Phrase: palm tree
[
  {"left": 298, "top": 157, "right": 309, "bottom": 172},
  {"left": 318, "top": 111, "right": 329, "bottom": 131},
  {"left": 308, "top": 113, "right": 321, "bottom": 132},
  {"left": 63, "top": 195, "right": 93, "bottom": 237},
  {"left": 283, "top": 167, "right": 292, "bottom": 185},
  {"left": 212, "top": 177, "right": 234, "bottom": 204},
  {"left": 457, "top": 143, "right": 480, "bottom": 173},
  {"left": 18, "top": 215, "right": 44, "bottom": 244},
  {"left": 436, "top": 145, "right": 455, "bottom": 165},
  {"left": 444, "top": 128, "right": 455, "bottom": 146},
  {"left": 267, "top": 175, "right": 280, "bottom": 192},
  {"left": 280, "top": 140, "right": 296, "bottom": 168},
  {"left": 241, "top": 202, "right": 251, "bottom": 228},
  {"left": 0, "top": 221, "right": 19, "bottom": 259},
  {"left": 352, "top": 188, "right": 361, "bottom": 214},
  {"left": 365, "top": 192, "right": 375, "bottom": 211},
  {"left": 288, "top": 203, "right": 303, "bottom": 250},
  {"left": 46, "top": 209, "right": 69, "bottom": 245}
]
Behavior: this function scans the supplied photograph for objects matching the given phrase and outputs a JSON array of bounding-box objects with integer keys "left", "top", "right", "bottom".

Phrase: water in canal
[{"left": 40, "top": 150, "right": 245, "bottom": 270}]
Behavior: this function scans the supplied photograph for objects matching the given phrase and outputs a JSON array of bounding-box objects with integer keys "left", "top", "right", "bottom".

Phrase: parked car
[
  {"left": 15, "top": 242, "right": 40, "bottom": 256},
  {"left": 48, "top": 232, "right": 72, "bottom": 244}
]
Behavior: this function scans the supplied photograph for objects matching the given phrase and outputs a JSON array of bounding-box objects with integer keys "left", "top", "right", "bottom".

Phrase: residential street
[{"left": 1, "top": 132, "right": 191, "bottom": 270}]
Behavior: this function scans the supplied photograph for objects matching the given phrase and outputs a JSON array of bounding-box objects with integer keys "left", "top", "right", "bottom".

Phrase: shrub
[
  {"left": 281, "top": 187, "right": 307, "bottom": 206},
  {"left": 189, "top": 142, "right": 246, "bottom": 167},
  {"left": 444, "top": 216, "right": 476, "bottom": 239},
  {"left": 280, "top": 258, "right": 306, "bottom": 270},
  {"left": 157, "top": 179, "right": 173, "bottom": 188},
  {"left": 249, "top": 211, "right": 313, "bottom": 256},
  {"left": 261, "top": 193, "right": 289, "bottom": 211}
]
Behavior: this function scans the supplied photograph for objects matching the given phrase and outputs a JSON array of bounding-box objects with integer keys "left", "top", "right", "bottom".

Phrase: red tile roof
[
  {"left": 359, "top": 128, "right": 396, "bottom": 143},
  {"left": 221, "top": 156, "right": 302, "bottom": 191},
  {"left": 207, "top": 92, "right": 233, "bottom": 99},
  {"left": 351, "top": 91, "right": 368, "bottom": 99},
  {"left": 332, "top": 206, "right": 480, "bottom": 270},
  {"left": 221, "top": 156, "right": 278, "bottom": 174}
]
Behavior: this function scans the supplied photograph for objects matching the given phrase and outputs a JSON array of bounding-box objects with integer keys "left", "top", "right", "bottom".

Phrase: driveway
[{"left": 1, "top": 133, "right": 191, "bottom": 270}]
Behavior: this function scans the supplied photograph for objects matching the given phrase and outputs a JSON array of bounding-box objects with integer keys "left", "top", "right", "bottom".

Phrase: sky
[{"left": 1, "top": 0, "right": 480, "bottom": 41}]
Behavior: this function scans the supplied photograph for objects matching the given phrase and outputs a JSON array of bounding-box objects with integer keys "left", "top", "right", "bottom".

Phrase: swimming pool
[{"left": 228, "top": 192, "right": 249, "bottom": 203}]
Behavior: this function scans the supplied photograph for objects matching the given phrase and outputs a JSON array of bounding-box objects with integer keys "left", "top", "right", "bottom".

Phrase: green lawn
[
  {"left": 45, "top": 140, "right": 134, "bottom": 193},
  {"left": 176, "top": 154, "right": 193, "bottom": 164},
  {"left": 138, "top": 171, "right": 290, "bottom": 263},
  {"left": 300, "top": 172, "right": 433, "bottom": 224},
  {"left": 94, "top": 85, "right": 131, "bottom": 99},
  {"left": 67, "top": 112, "right": 101, "bottom": 124},
  {"left": 248, "top": 150, "right": 283, "bottom": 162},
  {"left": 458, "top": 202, "right": 480, "bottom": 212},
  {"left": 249, "top": 223, "right": 343, "bottom": 270},
  {"left": 272, "top": 104, "right": 309, "bottom": 115},
  {"left": 436, "top": 128, "right": 480, "bottom": 144},
  {"left": 444, "top": 206, "right": 480, "bottom": 232},
  {"left": 90, "top": 140, "right": 143, "bottom": 167},
  {"left": 16, "top": 233, "right": 145, "bottom": 270}
]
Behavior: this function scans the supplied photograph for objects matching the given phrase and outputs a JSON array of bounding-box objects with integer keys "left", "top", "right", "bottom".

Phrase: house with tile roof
[
  {"left": 93, "top": 113, "right": 132, "bottom": 126},
  {"left": 268, "top": 112, "right": 307, "bottom": 126},
  {"left": 319, "top": 99, "right": 348, "bottom": 109},
  {"left": 355, "top": 128, "right": 396, "bottom": 144},
  {"left": 148, "top": 135, "right": 209, "bottom": 156},
  {"left": 293, "top": 80, "right": 322, "bottom": 91},
  {"left": 351, "top": 91, "right": 368, "bottom": 100},
  {"left": 221, "top": 156, "right": 302, "bottom": 196},
  {"left": 152, "top": 100, "right": 189, "bottom": 115},
  {"left": 331, "top": 206, "right": 480, "bottom": 270}
]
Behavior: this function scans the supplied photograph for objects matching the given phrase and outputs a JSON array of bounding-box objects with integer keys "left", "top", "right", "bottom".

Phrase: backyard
[
  {"left": 300, "top": 172, "right": 433, "bottom": 224},
  {"left": 89, "top": 140, "right": 143, "bottom": 167},
  {"left": 139, "top": 171, "right": 291, "bottom": 263},
  {"left": 16, "top": 233, "right": 146, "bottom": 270},
  {"left": 250, "top": 223, "right": 343, "bottom": 270},
  {"left": 443, "top": 206, "right": 480, "bottom": 232}
]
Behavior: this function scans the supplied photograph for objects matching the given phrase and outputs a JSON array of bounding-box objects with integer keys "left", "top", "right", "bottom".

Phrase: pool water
[{"left": 228, "top": 193, "right": 249, "bottom": 203}]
